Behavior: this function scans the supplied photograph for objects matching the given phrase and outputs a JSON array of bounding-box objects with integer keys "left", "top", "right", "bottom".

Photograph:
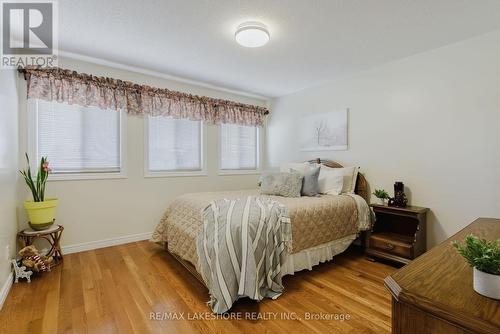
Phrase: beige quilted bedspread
[{"left": 151, "top": 190, "right": 359, "bottom": 267}]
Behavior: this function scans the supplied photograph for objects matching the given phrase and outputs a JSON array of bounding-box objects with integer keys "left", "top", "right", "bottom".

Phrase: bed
[{"left": 151, "top": 160, "right": 371, "bottom": 284}]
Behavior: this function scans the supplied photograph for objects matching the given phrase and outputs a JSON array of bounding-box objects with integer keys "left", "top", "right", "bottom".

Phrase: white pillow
[
  {"left": 318, "top": 167, "right": 344, "bottom": 195},
  {"left": 319, "top": 165, "right": 359, "bottom": 194},
  {"left": 280, "top": 162, "right": 311, "bottom": 175},
  {"left": 350, "top": 167, "right": 360, "bottom": 193}
]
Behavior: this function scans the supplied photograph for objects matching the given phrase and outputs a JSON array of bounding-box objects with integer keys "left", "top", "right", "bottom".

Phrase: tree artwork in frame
[{"left": 299, "top": 109, "right": 348, "bottom": 151}]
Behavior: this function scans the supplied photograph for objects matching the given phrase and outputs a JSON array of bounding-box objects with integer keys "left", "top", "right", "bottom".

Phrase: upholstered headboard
[{"left": 308, "top": 158, "right": 369, "bottom": 203}]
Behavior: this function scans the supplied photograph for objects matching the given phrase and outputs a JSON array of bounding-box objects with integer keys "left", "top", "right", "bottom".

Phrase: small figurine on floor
[
  {"left": 18, "top": 245, "right": 53, "bottom": 272},
  {"left": 11, "top": 259, "right": 33, "bottom": 283}
]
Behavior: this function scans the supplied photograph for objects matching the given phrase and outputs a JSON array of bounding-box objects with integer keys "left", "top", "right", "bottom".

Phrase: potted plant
[
  {"left": 453, "top": 234, "right": 500, "bottom": 299},
  {"left": 20, "top": 154, "right": 58, "bottom": 230},
  {"left": 373, "top": 189, "right": 390, "bottom": 205}
]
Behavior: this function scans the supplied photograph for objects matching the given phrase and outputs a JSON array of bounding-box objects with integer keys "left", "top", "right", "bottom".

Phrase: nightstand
[{"left": 367, "top": 204, "right": 428, "bottom": 265}]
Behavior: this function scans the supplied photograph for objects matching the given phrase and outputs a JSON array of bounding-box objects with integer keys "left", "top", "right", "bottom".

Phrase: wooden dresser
[{"left": 385, "top": 218, "right": 500, "bottom": 334}]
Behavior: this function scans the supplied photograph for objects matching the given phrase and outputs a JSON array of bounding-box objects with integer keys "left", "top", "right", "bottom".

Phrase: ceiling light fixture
[{"left": 235, "top": 22, "right": 270, "bottom": 48}]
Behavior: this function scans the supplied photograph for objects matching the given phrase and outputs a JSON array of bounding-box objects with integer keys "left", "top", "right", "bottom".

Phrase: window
[
  {"left": 220, "top": 123, "right": 259, "bottom": 172},
  {"left": 29, "top": 99, "right": 125, "bottom": 179},
  {"left": 146, "top": 116, "right": 204, "bottom": 176}
]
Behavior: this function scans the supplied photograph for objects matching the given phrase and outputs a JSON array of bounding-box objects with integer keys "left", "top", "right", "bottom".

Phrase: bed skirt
[{"left": 280, "top": 234, "right": 357, "bottom": 276}]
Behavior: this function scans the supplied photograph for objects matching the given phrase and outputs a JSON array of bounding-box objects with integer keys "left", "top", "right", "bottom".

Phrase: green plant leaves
[
  {"left": 19, "top": 153, "right": 50, "bottom": 202},
  {"left": 373, "top": 189, "right": 389, "bottom": 199},
  {"left": 453, "top": 234, "right": 500, "bottom": 275}
]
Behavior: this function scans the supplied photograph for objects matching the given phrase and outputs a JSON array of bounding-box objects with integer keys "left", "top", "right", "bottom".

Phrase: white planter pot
[
  {"left": 377, "top": 198, "right": 386, "bottom": 205},
  {"left": 473, "top": 267, "right": 500, "bottom": 299}
]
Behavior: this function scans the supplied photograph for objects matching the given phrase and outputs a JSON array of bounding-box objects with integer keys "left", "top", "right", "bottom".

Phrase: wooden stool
[{"left": 17, "top": 224, "right": 64, "bottom": 268}]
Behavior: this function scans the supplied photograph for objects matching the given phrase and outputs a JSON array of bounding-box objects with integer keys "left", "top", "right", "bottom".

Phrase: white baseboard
[
  {"left": 0, "top": 272, "right": 13, "bottom": 311},
  {"left": 61, "top": 231, "right": 152, "bottom": 254}
]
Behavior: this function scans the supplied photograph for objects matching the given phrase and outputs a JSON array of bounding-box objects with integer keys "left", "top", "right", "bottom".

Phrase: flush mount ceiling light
[{"left": 235, "top": 22, "right": 270, "bottom": 48}]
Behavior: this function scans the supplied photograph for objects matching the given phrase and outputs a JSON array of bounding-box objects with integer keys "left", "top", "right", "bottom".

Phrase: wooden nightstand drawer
[{"left": 369, "top": 233, "right": 413, "bottom": 258}]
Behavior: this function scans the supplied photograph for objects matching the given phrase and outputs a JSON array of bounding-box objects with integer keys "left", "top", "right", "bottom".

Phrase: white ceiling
[{"left": 59, "top": 0, "right": 500, "bottom": 98}]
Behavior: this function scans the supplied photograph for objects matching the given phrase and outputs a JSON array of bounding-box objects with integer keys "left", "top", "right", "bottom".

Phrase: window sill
[
  {"left": 48, "top": 172, "right": 127, "bottom": 181},
  {"left": 218, "top": 169, "right": 261, "bottom": 176},
  {"left": 144, "top": 171, "right": 208, "bottom": 178}
]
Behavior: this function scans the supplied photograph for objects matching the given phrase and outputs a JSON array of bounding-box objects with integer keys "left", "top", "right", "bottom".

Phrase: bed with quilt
[{"left": 151, "top": 160, "right": 371, "bottom": 313}]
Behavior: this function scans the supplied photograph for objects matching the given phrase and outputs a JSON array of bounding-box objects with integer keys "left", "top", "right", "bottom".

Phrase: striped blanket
[{"left": 196, "top": 196, "right": 292, "bottom": 313}]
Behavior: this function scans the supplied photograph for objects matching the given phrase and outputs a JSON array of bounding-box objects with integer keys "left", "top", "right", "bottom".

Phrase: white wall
[
  {"left": 267, "top": 30, "right": 500, "bottom": 248},
  {"left": 0, "top": 69, "right": 19, "bottom": 298},
  {"left": 17, "top": 57, "right": 267, "bottom": 248}
]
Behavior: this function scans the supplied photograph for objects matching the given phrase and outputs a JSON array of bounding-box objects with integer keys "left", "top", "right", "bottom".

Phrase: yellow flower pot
[{"left": 24, "top": 199, "right": 58, "bottom": 230}]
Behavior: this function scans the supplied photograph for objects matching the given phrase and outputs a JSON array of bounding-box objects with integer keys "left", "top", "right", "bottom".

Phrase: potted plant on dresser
[
  {"left": 453, "top": 234, "right": 500, "bottom": 299},
  {"left": 20, "top": 154, "right": 58, "bottom": 230}
]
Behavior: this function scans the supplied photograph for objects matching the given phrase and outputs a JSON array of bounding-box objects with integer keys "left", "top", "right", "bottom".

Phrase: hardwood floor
[{"left": 0, "top": 241, "right": 395, "bottom": 334}]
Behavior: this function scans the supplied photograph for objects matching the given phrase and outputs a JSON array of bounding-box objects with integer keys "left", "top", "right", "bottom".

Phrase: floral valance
[{"left": 19, "top": 67, "right": 268, "bottom": 127}]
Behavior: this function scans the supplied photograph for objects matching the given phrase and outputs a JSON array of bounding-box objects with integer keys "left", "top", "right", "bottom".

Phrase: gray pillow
[
  {"left": 259, "top": 172, "right": 303, "bottom": 197},
  {"left": 298, "top": 166, "right": 320, "bottom": 196}
]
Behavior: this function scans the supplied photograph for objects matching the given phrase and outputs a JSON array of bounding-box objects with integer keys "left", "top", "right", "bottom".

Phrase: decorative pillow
[
  {"left": 319, "top": 165, "right": 359, "bottom": 194},
  {"left": 338, "top": 166, "right": 357, "bottom": 193},
  {"left": 260, "top": 172, "right": 303, "bottom": 197},
  {"left": 317, "top": 167, "right": 344, "bottom": 195},
  {"left": 299, "top": 166, "right": 320, "bottom": 196},
  {"left": 280, "top": 162, "right": 311, "bottom": 175}
]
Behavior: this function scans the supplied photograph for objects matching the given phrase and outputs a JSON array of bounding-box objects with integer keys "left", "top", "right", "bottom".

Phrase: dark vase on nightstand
[{"left": 388, "top": 181, "right": 408, "bottom": 208}]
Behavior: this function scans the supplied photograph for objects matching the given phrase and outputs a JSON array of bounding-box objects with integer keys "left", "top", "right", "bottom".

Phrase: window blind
[
  {"left": 220, "top": 123, "right": 258, "bottom": 170},
  {"left": 34, "top": 100, "right": 121, "bottom": 173},
  {"left": 148, "top": 116, "right": 202, "bottom": 171}
]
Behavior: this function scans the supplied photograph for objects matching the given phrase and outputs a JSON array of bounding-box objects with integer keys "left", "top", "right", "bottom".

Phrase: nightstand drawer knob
[{"left": 385, "top": 243, "right": 395, "bottom": 250}]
